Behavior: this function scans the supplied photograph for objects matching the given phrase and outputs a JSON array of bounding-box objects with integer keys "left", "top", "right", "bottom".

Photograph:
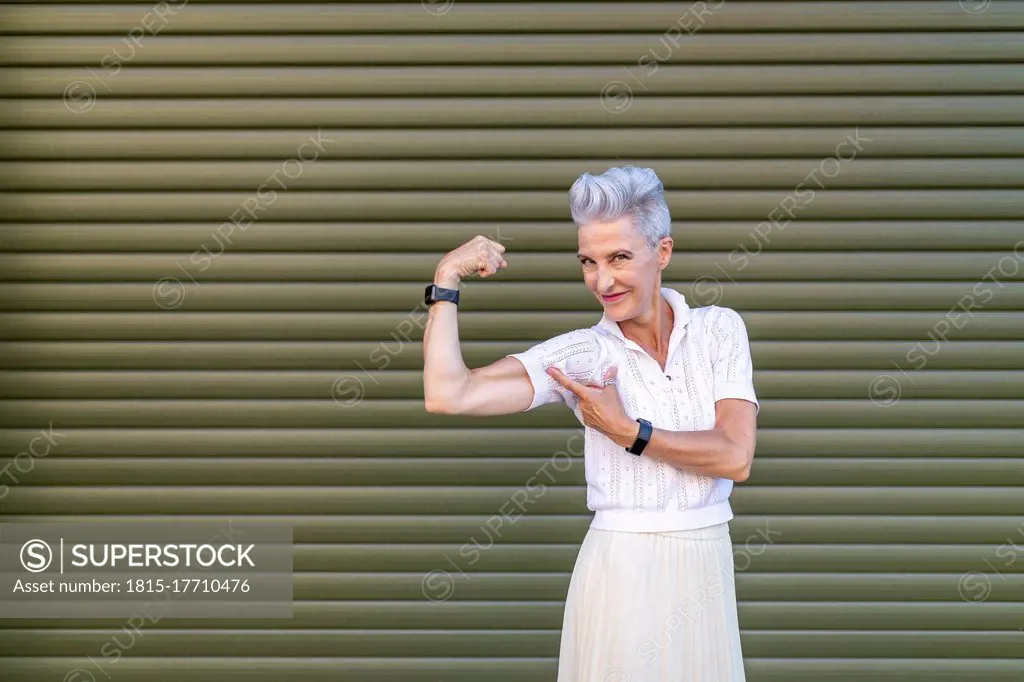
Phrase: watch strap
[{"left": 627, "top": 418, "right": 653, "bottom": 456}]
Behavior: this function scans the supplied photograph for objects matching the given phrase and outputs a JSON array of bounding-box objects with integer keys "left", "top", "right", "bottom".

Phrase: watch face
[{"left": 425, "top": 285, "right": 457, "bottom": 305}]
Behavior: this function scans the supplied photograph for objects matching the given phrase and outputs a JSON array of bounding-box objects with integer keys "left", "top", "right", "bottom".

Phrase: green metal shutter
[{"left": 1, "top": 2, "right": 1023, "bottom": 680}]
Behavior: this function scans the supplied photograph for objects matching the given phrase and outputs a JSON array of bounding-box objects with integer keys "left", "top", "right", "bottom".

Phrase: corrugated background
[{"left": 0, "top": 1, "right": 1022, "bottom": 680}]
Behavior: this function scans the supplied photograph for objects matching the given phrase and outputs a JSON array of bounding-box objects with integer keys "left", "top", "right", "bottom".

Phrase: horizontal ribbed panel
[
  {"left": 2, "top": 282, "right": 1024, "bottom": 311},
  {"left": 2, "top": 223, "right": 1022, "bottom": 251},
  {"left": 6, "top": 515, "right": 1023, "bottom": 544},
  {"left": 4, "top": 190, "right": 1022, "bottom": 220},
  {"left": 4, "top": 2, "right": 1024, "bottom": 33},
  {"left": 3, "top": 370, "right": 1024, "bottom": 398},
  {"left": 1, "top": 428, "right": 1021, "bottom": 457},
  {"left": 0, "top": 629, "right": 1022, "bottom": 658},
  {"left": 0, "top": 659, "right": 1021, "bottom": 682},
  {"left": 0, "top": 602, "right": 1021, "bottom": 630},
  {"left": 4, "top": 252, "right": 1024, "bottom": 280},
  {"left": 5, "top": 486, "right": 1024, "bottom": 515},
  {"left": 0, "top": 570, "right": 1016, "bottom": 602},
  {"left": 4, "top": 33, "right": 1024, "bottom": 65},
  {"left": 9, "top": 65, "right": 1024, "bottom": 95},
  {"left": 0, "top": 564, "right": 1019, "bottom": 593},
  {"left": 2, "top": 312, "right": 1024, "bottom": 340},
  {"left": 12, "top": 457, "right": 1024, "bottom": 486},
  {"left": 5, "top": 159, "right": 1024, "bottom": 189},
  {"left": 2, "top": 627, "right": 1024, "bottom": 660},
  {"left": 2, "top": 399, "right": 1024, "bottom": 427},
  {"left": 3, "top": 129, "right": 1023, "bottom": 159},
  {"left": 6, "top": 33, "right": 1024, "bottom": 65},
  {"left": 2, "top": 341, "right": 1022, "bottom": 369},
  {"left": 5, "top": 96, "right": 1024, "bottom": 126}
]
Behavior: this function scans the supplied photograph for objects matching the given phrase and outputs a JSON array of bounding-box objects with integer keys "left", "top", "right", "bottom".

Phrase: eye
[{"left": 614, "top": 253, "right": 630, "bottom": 261}]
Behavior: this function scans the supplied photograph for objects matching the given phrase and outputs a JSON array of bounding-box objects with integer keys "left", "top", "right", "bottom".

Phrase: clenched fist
[{"left": 434, "top": 235, "right": 508, "bottom": 288}]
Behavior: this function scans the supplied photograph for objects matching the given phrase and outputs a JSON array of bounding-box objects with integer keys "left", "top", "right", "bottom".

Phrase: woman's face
[{"left": 577, "top": 216, "right": 672, "bottom": 321}]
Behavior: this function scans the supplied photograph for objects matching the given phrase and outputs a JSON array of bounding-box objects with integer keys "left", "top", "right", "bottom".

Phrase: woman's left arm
[
  {"left": 605, "top": 399, "right": 757, "bottom": 482},
  {"left": 545, "top": 367, "right": 758, "bottom": 482}
]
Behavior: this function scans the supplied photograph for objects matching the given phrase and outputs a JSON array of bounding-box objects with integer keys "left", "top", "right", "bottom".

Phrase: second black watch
[
  {"left": 424, "top": 284, "right": 460, "bottom": 307},
  {"left": 626, "top": 418, "right": 653, "bottom": 456}
]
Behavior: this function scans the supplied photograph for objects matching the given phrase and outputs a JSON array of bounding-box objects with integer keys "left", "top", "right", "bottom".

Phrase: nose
[{"left": 596, "top": 265, "right": 615, "bottom": 293}]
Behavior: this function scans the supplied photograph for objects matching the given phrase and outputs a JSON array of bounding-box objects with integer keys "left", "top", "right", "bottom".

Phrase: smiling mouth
[{"left": 601, "top": 291, "right": 628, "bottom": 302}]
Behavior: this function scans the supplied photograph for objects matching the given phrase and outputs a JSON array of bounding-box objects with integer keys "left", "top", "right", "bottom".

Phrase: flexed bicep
[{"left": 454, "top": 355, "right": 539, "bottom": 416}]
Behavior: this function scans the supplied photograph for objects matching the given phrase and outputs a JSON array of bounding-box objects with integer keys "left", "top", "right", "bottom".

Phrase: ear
[{"left": 657, "top": 236, "right": 673, "bottom": 270}]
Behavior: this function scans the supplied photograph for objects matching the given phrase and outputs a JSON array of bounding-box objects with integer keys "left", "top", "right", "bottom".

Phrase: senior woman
[{"left": 423, "top": 165, "right": 758, "bottom": 681}]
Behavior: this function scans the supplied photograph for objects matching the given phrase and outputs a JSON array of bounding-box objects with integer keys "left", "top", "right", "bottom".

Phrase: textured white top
[{"left": 508, "top": 287, "right": 759, "bottom": 533}]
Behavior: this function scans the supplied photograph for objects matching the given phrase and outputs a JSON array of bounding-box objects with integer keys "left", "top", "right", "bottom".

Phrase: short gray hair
[{"left": 568, "top": 165, "right": 671, "bottom": 250}]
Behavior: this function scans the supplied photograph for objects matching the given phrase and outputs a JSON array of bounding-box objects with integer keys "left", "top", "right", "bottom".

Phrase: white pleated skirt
[{"left": 556, "top": 522, "right": 746, "bottom": 682}]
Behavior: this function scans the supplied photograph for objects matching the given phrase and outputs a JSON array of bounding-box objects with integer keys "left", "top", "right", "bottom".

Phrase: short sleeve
[
  {"left": 707, "top": 307, "right": 760, "bottom": 416},
  {"left": 507, "top": 329, "right": 605, "bottom": 411}
]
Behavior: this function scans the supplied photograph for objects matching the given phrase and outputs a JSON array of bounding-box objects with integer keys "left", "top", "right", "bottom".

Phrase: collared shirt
[{"left": 508, "top": 287, "right": 759, "bottom": 533}]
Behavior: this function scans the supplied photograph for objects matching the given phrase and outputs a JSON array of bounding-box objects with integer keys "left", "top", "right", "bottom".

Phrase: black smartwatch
[
  {"left": 627, "top": 418, "right": 653, "bottom": 456},
  {"left": 424, "top": 284, "right": 460, "bottom": 307}
]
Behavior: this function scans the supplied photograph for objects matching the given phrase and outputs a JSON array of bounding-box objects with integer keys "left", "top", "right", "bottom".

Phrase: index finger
[{"left": 546, "top": 366, "right": 588, "bottom": 398}]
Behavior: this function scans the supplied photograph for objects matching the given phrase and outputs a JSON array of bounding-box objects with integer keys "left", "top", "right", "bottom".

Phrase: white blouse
[{"left": 508, "top": 286, "right": 759, "bottom": 533}]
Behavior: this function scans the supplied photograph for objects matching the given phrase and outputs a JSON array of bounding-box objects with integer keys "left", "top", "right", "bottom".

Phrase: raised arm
[{"left": 422, "top": 236, "right": 536, "bottom": 416}]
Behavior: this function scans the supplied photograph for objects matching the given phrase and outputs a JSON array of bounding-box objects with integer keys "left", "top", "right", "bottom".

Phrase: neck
[{"left": 620, "top": 291, "right": 673, "bottom": 357}]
